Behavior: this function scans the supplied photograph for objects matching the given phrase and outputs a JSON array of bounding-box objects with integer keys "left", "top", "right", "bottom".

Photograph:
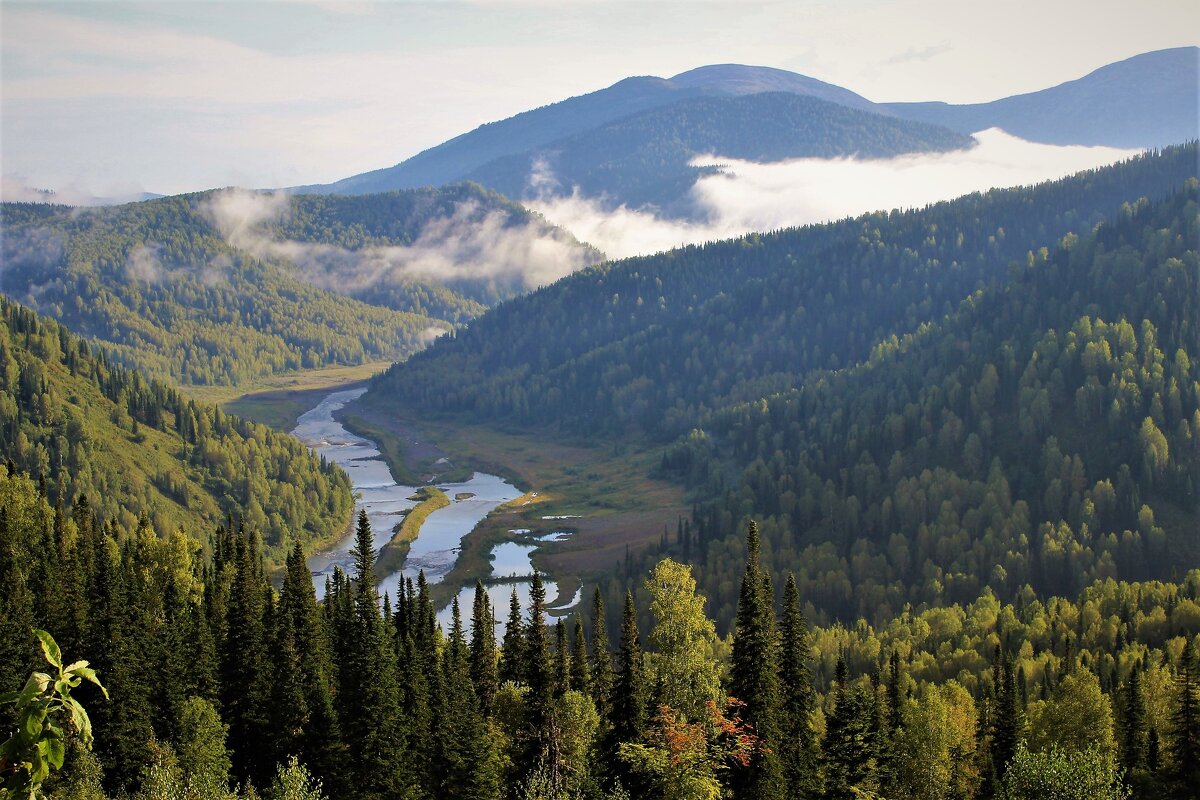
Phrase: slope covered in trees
[
  {"left": 0, "top": 298, "right": 352, "bottom": 558},
  {"left": 2, "top": 475, "right": 1197, "bottom": 799},
  {"left": 367, "top": 145, "right": 1197, "bottom": 441},
  {"left": 0, "top": 184, "right": 598, "bottom": 385},
  {"left": 649, "top": 181, "right": 1199, "bottom": 630},
  {"left": 463, "top": 92, "right": 973, "bottom": 212}
]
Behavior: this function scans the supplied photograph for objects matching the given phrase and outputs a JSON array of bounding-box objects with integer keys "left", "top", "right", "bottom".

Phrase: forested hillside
[
  {"left": 0, "top": 184, "right": 598, "bottom": 385},
  {"left": 463, "top": 92, "right": 973, "bottom": 212},
  {"left": 647, "top": 184, "right": 1198, "bottom": 630},
  {"left": 0, "top": 298, "right": 352, "bottom": 558},
  {"left": 2, "top": 472, "right": 1197, "bottom": 799},
  {"left": 368, "top": 145, "right": 1197, "bottom": 441}
]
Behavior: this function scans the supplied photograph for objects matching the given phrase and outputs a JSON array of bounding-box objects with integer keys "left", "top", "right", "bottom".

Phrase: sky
[{"left": 2, "top": 0, "right": 1198, "bottom": 199}]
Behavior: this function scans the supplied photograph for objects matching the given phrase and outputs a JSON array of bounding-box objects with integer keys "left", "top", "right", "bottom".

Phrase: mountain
[
  {"left": 0, "top": 297, "right": 354, "bottom": 560},
  {"left": 365, "top": 144, "right": 1197, "bottom": 442},
  {"left": 461, "top": 92, "right": 971, "bottom": 214},
  {"left": 307, "top": 67, "right": 970, "bottom": 213},
  {"left": 885, "top": 47, "right": 1200, "bottom": 148},
  {"left": 0, "top": 184, "right": 599, "bottom": 386}
]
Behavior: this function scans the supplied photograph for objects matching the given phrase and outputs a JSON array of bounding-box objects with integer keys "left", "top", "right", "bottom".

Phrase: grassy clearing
[
  {"left": 376, "top": 486, "right": 450, "bottom": 575},
  {"left": 351, "top": 393, "right": 689, "bottom": 606}
]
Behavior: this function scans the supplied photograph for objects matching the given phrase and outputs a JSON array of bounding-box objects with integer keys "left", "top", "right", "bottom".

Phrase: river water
[{"left": 291, "top": 387, "right": 576, "bottom": 631}]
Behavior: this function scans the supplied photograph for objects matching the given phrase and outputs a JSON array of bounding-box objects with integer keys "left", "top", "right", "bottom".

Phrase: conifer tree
[
  {"left": 779, "top": 574, "right": 818, "bottom": 799},
  {"left": 275, "top": 540, "right": 344, "bottom": 787},
  {"left": 1167, "top": 641, "right": 1200, "bottom": 798},
  {"left": 590, "top": 588, "right": 614, "bottom": 723},
  {"left": 434, "top": 599, "right": 502, "bottom": 800},
  {"left": 337, "top": 510, "right": 409, "bottom": 800},
  {"left": 1119, "top": 667, "right": 1147, "bottom": 773},
  {"left": 500, "top": 588, "right": 526, "bottom": 685},
  {"left": 607, "top": 589, "right": 647, "bottom": 793},
  {"left": 822, "top": 657, "right": 876, "bottom": 800},
  {"left": 571, "top": 614, "right": 591, "bottom": 697},
  {"left": 729, "top": 521, "right": 783, "bottom": 799},
  {"left": 469, "top": 580, "right": 499, "bottom": 716},
  {"left": 990, "top": 648, "right": 1020, "bottom": 783},
  {"left": 555, "top": 618, "right": 571, "bottom": 695}
]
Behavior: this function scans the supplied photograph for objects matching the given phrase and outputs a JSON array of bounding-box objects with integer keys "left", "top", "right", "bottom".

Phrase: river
[{"left": 291, "top": 387, "right": 577, "bottom": 631}]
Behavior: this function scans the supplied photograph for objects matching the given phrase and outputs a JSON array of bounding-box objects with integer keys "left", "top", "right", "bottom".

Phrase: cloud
[
  {"left": 124, "top": 244, "right": 165, "bottom": 284},
  {"left": 201, "top": 188, "right": 599, "bottom": 296},
  {"left": 529, "top": 129, "right": 1143, "bottom": 259},
  {"left": 884, "top": 43, "right": 953, "bottom": 65}
]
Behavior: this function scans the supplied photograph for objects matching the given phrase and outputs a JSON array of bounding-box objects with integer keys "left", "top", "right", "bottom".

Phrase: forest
[
  {"left": 372, "top": 144, "right": 1197, "bottom": 441},
  {"left": 0, "top": 183, "right": 597, "bottom": 386},
  {"left": 1, "top": 468, "right": 1197, "bottom": 800},
  {"left": 0, "top": 297, "right": 352, "bottom": 561}
]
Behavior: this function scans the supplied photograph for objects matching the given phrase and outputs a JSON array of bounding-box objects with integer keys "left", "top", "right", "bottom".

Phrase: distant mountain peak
[{"left": 668, "top": 63, "right": 879, "bottom": 111}]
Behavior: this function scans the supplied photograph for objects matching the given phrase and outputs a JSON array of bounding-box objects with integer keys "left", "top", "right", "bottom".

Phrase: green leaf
[
  {"left": 21, "top": 713, "right": 42, "bottom": 740},
  {"left": 44, "top": 737, "right": 65, "bottom": 770},
  {"left": 62, "top": 660, "right": 90, "bottom": 674},
  {"left": 69, "top": 666, "right": 107, "bottom": 697},
  {"left": 34, "top": 630, "right": 62, "bottom": 670},
  {"left": 67, "top": 699, "right": 93, "bottom": 744}
]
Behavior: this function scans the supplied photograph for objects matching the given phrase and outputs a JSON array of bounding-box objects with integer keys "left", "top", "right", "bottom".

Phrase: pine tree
[
  {"left": 822, "top": 657, "right": 876, "bottom": 800},
  {"left": 779, "top": 575, "right": 818, "bottom": 799},
  {"left": 555, "top": 618, "right": 571, "bottom": 696},
  {"left": 336, "top": 510, "right": 409, "bottom": 800},
  {"left": 500, "top": 587, "right": 526, "bottom": 685},
  {"left": 469, "top": 580, "right": 499, "bottom": 716},
  {"left": 608, "top": 589, "right": 648, "bottom": 793},
  {"left": 1167, "top": 641, "right": 1200, "bottom": 798},
  {"left": 275, "top": 540, "right": 344, "bottom": 788},
  {"left": 729, "top": 521, "right": 784, "bottom": 799},
  {"left": 1119, "top": 667, "right": 1147, "bottom": 773},
  {"left": 990, "top": 648, "right": 1020, "bottom": 782},
  {"left": 590, "top": 588, "right": 614, "bottom": 723},
  {"left": 434, "top": 599, "right": 503, "bottom": 800},
  {"left": 571, "top": 614, "right": 591, "bottom": 697}
]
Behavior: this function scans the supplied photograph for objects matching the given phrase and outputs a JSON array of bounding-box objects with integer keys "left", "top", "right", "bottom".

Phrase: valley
[{"left": 1, "top": 15, "right": 1198, "bottom": 800}]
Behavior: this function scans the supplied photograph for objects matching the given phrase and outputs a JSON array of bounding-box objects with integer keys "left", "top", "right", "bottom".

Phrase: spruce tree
[
  {"left": 571, "top": 614, "right": 591, "bottom": 697},
  {"left": 1119, "top": 667, "right": 1147, "bottom": 773},
  {"left": 990, "top": 648, "right": 1020, "bottom": 783},
  {"left": 1167, "top": 641, "right": 1200, "bottom": 798},
  {"left": 500, "top": 587, "right": 526, "bottom": 685},
  {"left": 590, "top": 588, "right": 614, "bottom": 723},
  {"left": 555, "top": 618, "right": 571, "bottom": 695},
  {"left": 337, "top": 510, "right": 409, "bottom": 800},
  {"left": 469, "top": 580, "right": 499, "bottom": 716},
  {"left": 822, "top": 657, "right": 876, "bottom": 800},
  {"left": 275, "top": 540, "right": 344, "bottom": 788},
  {"left": 434, "top": 599, "right": 502, "bottom": 800},
  {"left": 729, "top": 521, "right": 784, "bottom": 799},
  {"left": 779, "top": 574, "right": 818, "bottom": 799}
]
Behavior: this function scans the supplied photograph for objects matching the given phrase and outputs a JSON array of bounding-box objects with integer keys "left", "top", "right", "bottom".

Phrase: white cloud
[
  {"left": 201, "top": 188, "right": 598, "bottom": 293},
  {"left": 530, "top": 129, "right": 1142, "bottom": 259}
]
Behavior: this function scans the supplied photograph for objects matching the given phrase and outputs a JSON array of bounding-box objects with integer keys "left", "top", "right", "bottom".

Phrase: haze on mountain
[{"left": 308, "top": 47, "right": 1197, "bottom": 218}]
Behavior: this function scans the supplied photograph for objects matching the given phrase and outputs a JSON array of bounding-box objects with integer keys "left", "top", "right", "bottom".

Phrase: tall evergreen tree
[
  {"left": 1119, "top": 667, "right": 1147, "bottom": 773},
  {"left": 469, "top": 580, "right": 499, "bottom": 716},
  {"left": 590, "top": 588, "right": 614, "bottom": 723},
  {"left": 990, "top": 648, "right": 1020, "bottom": 783},
  {"left": 555, "top": 618, "right": 571, "bottom": 696},
  {"left": 337, "top": 510, "right": 409, "bottom": 800},
  {"left": 779, "top": 574, "right": 819, "bottom": 799},
  {"left": 822, "top": 657, "right": 876, "bottom": 800},
  {"left": 500, "top": 588, "right": 526, "bottom": 685},
  {"left": 434, "top": 599, "right": 503, "bottom": 800},
  {"left": 1167, "top": 641, "right": 1200, "bottom": 798},
  {"left": 729, "top": 521, "right": 784, "bottom": 799},
  {"left": 570, "top": 614, "right": 591, "bottom": 698}
]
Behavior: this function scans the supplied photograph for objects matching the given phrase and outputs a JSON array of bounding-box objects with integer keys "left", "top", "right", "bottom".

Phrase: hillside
[
  {"left": 0, "top": 297, "right": 353, "bottom": 560},
  {"left": 364, "top": 145, "right": 1198, "bottom": 443},
  {"left": 0, "top": 185, "right": 599, "bottom": 385},
  {"left": 885, "top": 47, "right": 1199, "bottom": 148},
  {"left": 658, "top": 184, "right": 1199, "bottom": 628},
  {"left": 463, "top": 92, "right": 972, "bottom": 213}
]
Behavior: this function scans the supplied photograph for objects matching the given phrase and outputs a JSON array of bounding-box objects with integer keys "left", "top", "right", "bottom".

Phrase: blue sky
[{"left": 2, "top": 0, "right": 1197, "bottom": 198}]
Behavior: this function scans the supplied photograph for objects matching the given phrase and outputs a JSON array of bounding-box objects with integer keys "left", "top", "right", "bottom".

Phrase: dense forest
[
  {"left": 371, "top": 144, "right": 1197, "bottom": 441},
  {"left": 0, "top": 298, "right": 352, "bottom": 560},
  {"left": 636, "top": 183, "right": 1198, "bottom": 630},
  {"left": 2, "top": 471, "right": 1197, "bottom": 799},
  {"left": 465, "top": 92, "right": 973, "bottom": 212},
  {"left": 0, "top": 184, "right": 598, "bottom": 385}
]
